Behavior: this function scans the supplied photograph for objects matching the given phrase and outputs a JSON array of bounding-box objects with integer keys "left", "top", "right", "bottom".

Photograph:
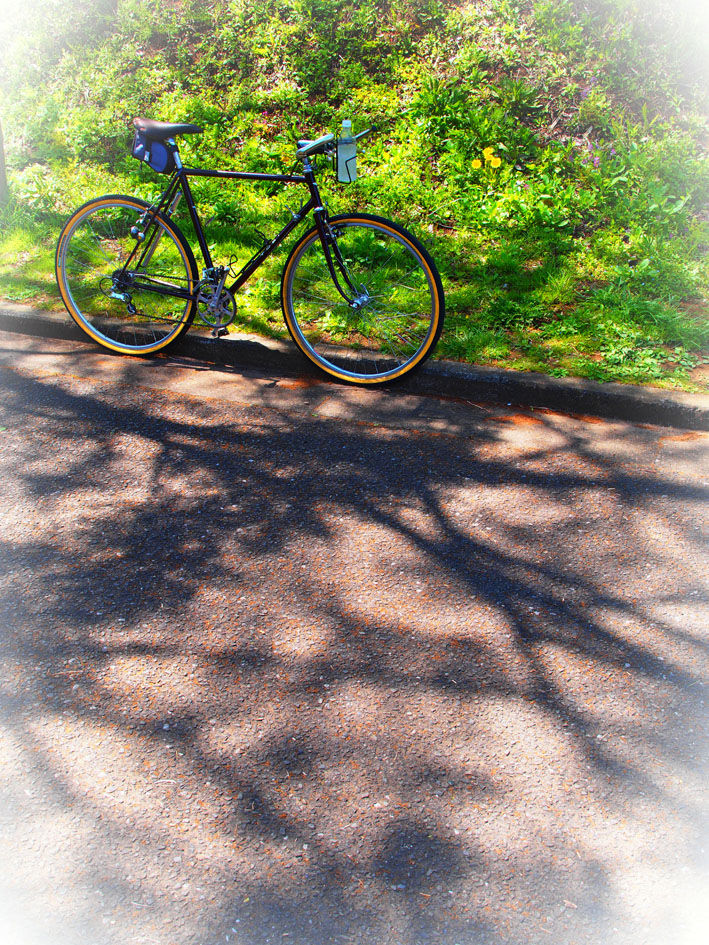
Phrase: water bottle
[{"left": 337, "top": 119, "right": 357, "bottom": 183}]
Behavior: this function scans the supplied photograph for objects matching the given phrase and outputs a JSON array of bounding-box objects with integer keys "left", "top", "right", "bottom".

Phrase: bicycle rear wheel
[
  {"left": 281, "top": 213, "right": 444, "bottom": 384},
  {"left": 56, "top": 195, "right": 198, "bottom": 355}
]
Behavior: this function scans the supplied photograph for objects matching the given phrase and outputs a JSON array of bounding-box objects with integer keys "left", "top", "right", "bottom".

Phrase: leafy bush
[{"left": 0, "top": 0, "right": 707, "bottom": 390}]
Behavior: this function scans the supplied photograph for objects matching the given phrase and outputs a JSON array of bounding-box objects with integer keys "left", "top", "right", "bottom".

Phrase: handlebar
[
  {"left": 295, "top": 133, "right": 335, "bottom": 159},
  {"left": 295, "top": 125, "right": 376, "bottom": 161}
]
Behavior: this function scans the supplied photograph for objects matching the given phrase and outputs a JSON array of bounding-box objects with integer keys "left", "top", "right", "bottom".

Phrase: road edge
[{"left": 1, "top": 302, "right": 707, "bottom": 431}]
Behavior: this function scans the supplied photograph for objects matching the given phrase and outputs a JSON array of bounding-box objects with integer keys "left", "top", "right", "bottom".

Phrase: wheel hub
[{"left": 350, "top": 290, "right": 370, "bottom": 311}]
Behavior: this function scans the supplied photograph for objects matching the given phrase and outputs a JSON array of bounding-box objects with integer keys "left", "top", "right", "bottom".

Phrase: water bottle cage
[{"left": 336, "top": 137, "right": 357, "bottom": 183}]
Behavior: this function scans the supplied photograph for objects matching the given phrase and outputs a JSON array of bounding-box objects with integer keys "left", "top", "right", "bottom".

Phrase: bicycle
[{"left": 55, "top": 118, "right": 445, "bottom": 385}]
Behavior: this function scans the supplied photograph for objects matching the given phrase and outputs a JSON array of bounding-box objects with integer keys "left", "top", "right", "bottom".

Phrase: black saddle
[{"left": 133, "top": 118, "right": 203, "bottom": 140}]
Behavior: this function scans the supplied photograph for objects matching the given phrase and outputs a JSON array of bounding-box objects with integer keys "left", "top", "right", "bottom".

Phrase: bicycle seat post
[{"left": 168, "top": 138, "right": 182, "bottom": 171}]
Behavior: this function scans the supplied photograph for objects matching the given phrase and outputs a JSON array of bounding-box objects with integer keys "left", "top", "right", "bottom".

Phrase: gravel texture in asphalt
[{"left": 0, "top": 331, "right": 707, "bottom": 945}]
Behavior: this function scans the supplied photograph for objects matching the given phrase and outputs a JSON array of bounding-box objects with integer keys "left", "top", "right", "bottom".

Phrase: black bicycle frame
[{"left": 132, "top": 146, "right": 357, "bottom": 304}]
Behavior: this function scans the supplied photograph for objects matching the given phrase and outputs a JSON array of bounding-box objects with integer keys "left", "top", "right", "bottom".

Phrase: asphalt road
[{"left": 0, "top": 329, "right": 707, "bottom": 945}]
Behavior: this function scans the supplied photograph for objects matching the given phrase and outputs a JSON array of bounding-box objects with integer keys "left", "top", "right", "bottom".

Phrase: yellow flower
[
  {"left": 483, "top": 146, "right": 495, "bottom": 160},
  {"left": 490, "top": 156, "right": 502, "bottom": 168},
  {"left": 472, "top": 159, "right": 482, "bottom": 169}
]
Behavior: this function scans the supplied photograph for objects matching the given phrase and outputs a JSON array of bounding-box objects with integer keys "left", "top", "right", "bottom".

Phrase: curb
[{"left": 2, "top": 302, "right": 708, "bottom": 431}]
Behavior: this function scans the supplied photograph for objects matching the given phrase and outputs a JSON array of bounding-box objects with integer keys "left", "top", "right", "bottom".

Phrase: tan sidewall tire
[{"left": 56, "top": 195, "right": 198, "bottom": 356}]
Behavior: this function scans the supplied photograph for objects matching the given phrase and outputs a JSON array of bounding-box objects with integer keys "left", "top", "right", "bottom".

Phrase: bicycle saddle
[{"left": 133, "top": 118, "right": 203, "bottom": 139}]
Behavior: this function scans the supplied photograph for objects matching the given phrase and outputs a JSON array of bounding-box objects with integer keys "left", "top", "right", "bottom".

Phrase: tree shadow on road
[{"left": 0, "top": 363, "right": 707, "bottom": 945}]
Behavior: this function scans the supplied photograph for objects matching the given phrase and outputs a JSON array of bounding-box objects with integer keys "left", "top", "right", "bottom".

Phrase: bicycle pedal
[{"left": 211, "top": 326, "right": 229, "bottom": 338}]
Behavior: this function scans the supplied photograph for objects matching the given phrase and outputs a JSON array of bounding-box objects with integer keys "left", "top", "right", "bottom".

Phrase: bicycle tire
[
  {"left": 281, "top": 213, "right": 445, "bottom": 385},
  {"left": 56, "top": 194, "right": 198, "bottom": 356}
]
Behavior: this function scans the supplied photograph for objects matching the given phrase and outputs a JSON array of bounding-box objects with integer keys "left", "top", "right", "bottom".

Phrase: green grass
[
  {"left": 0, "top": 225, "right": 57, "bottom": 305},
  {"left": 1, "top": 0, "right": 707, "bottom": 391},
  {"left": 3, "top": 197, "right": 705, "bottom": 392}
]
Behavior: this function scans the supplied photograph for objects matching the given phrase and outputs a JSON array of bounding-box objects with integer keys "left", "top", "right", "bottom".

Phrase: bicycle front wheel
[
  {"left": 56, "top": 195, "right": 198, "bottom": 355},
  {"left": 281, "top": 214, "right": 444, "bottom": 384}
]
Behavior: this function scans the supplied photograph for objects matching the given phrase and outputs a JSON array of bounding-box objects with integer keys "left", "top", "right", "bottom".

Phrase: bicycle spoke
[
  {"left": 57, "top": 197, "right": 195, "bottom": 354},
  {"left": 284, "top": 217, "right": 442, "bottom": 383}
]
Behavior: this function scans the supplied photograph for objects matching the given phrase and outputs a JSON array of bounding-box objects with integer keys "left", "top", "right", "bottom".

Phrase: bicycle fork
[
  {"left": 303, "top": 157, "right": 364, "bottom": 309},
  {"left": 314, "top": 208, "right": 373, "bottom": 311}
]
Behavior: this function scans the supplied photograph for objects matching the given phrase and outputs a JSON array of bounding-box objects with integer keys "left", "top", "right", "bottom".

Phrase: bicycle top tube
[{"left": 181, "top": 167, "right": 308, "bottom": 184}]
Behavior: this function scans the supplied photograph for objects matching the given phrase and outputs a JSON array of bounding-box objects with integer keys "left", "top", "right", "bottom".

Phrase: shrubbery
[{"left": 1, "top": 0, "right": 707, "bottom": 388}]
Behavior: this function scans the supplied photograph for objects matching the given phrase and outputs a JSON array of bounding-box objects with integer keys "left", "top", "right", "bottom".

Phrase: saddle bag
[{"left": 131, "top": 130, "right": 176, "bottom": 174}]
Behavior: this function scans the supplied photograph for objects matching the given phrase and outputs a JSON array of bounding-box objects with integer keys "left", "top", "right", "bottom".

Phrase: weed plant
[{"left": 1, "top": 0, "right": 707, "bottom": 390}]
